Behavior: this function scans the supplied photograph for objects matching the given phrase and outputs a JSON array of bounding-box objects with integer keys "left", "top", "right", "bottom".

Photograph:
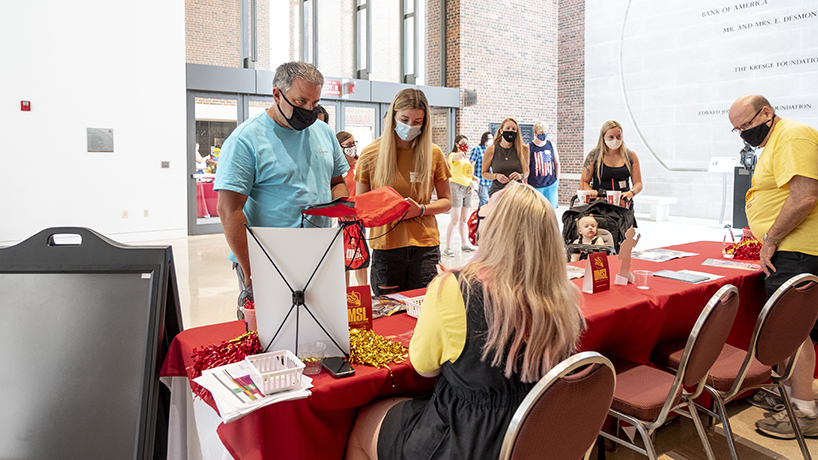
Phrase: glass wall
[{"left": 186, "top": 0, "right": 426, "bottom": 84}]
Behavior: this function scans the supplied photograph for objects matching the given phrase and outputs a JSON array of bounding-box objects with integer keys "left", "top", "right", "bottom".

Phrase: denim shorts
[{"left": 370, "top": 246, "right": 440, "bottom": 296}]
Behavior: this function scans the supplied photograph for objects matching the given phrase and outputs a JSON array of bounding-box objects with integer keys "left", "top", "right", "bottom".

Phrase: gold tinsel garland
[{"left": 348, "top": 328, "right": 408, "bottom": 368}]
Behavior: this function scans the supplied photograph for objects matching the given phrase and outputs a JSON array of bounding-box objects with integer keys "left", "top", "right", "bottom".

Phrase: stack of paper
[
  {"left": 194, "top": 360, "right": 313, "bottom": 423},
  {"left": 566, "top": 265, "right": 585, "bottom": 280},
  {"left": 702, "top": 258, "right": 761, "bottom": 271},
  {"left": 632, "top": 248, "right": 699, "bottom": 262}
]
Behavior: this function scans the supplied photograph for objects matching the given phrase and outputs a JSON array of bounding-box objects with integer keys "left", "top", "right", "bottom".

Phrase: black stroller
[{"left": 562, "top": 194, "right": 637, "bottom": 260}]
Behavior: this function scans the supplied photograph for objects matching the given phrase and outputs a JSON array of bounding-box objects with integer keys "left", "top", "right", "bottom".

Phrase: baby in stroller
[{"left": 569, "top": 215, "right": 607, "bottom": 261}]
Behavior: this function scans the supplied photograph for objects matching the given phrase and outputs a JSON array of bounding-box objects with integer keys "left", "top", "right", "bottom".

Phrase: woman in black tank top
[
  {"left": 480, "top": 118, "right": 530, "bottom": 197},
  {"left": 581, "top": 120, "right": 643, "bottom": 205}
]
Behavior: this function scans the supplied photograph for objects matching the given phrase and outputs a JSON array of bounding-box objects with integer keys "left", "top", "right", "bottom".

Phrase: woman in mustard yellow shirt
[
  {"left": 356, "top": 89, "right": 452, "bottom": 295},
  {"left": 345, "top": 182, "right": 585, "bottom": 460}
]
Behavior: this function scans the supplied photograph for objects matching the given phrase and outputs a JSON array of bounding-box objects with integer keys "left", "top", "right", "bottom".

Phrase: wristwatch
[{"left": 762, "top": 233, "right": 780, "bottom": 245}]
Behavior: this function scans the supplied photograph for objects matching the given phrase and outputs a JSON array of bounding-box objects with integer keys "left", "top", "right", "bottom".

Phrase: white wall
[
  {"left": 586, "top": 0, "right": 818, "bottom": 220},
  {"left": 1, "top": 1, "right": 187, "bottom": 245}
]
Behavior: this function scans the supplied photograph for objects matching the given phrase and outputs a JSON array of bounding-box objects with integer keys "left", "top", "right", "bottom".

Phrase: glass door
[
  {"left": 341, "top": 103, "right": 379, "bottom": 155},
  {"left": 188, "top": 93, "right": 240, "bottom": 235},
  {"left": 319, "top": 100, "right": 339, "bottom": 132}
]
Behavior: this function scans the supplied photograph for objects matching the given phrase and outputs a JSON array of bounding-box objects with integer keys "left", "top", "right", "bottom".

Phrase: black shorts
[
  {"left": 370, "top": 246, "right": 440, "bottom": 296},
  {"left": 764, "top": 251, "right": 818, "bottom": 341}
]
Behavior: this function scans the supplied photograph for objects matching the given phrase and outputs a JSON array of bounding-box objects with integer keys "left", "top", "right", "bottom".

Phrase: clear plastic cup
[
  {"left": 298, "top": 342, "right": 327, "bottom": 376},
  {"left": 607, "top": 190, "right": 621, "bottom": 206},
  {"left": 634, "top": 270, "right": 653, "bottom": 290}
]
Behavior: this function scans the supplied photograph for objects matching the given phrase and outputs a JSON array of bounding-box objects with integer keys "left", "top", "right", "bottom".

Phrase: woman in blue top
[
  {"left": 527, "top": 121, "right": 560, "bottom": 208},
  {"left": 581, "top": 120, "right": 643, "bottom": 207}
]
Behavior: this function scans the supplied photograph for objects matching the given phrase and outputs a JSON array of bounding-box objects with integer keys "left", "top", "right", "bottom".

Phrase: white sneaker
[{"left": 442, "top": 247, "right": 455, "bottom": 257}]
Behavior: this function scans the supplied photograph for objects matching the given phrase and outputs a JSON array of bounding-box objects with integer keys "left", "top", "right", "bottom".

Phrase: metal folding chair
[
  {"left": 653, "top": 273, "right": 818, "bottom": 460},
  {"left": 601, "top": 284, "right": 740, "bottom": 460},
  {"left": 499, "top": 351, "right": 616, "bottom": 460}
]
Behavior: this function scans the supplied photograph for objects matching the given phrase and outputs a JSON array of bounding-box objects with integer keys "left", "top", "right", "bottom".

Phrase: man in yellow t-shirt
[{"left": 730, "top": 94, "right": 818, "bottom": 438}]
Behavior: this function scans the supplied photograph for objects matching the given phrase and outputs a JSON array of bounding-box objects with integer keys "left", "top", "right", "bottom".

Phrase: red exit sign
[{"left": 322, "top": 79, "right": 341, "bottom": 97}]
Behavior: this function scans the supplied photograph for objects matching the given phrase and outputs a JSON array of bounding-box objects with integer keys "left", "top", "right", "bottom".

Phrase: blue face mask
[
  {"left": 536, "top": 133, "right": 547, "bottom": 141},
  {"left": 394, "top": 120, "right": 422, "bottom": 142}
]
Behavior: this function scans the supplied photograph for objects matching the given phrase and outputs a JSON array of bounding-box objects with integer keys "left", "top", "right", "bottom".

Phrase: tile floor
[{"left": 135, "top": 208, "right": 816, "bottom": 459}]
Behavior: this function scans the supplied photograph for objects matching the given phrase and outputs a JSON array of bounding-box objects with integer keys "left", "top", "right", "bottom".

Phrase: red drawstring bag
[
  {"left": 301, "top": 186, "right": 411, "bottom": 228},
  {"left": 467, "top": 208, "right": 479, "bottom": 245},
  {"left": 343, "top": 221, "right": 370, "bottom": 270},
  {"left": 349, "top": 187, "right": 411, "bottom": 227}
]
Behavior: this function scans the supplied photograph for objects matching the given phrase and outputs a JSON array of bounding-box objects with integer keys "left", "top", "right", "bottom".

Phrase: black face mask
[
  {"left": 277, "top": 90, "right": 318, "bottom": 131},
  {"left": 502, "top": 131, "right": 517, "bottom": 143},
  {"left": 740, "top": 114, "right": 775, "bottom": 147}
]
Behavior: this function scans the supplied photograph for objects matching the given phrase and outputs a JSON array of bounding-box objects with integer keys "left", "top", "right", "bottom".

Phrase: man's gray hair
[{"left": 273, "top": 62, "right": 324, "bottom": 94}]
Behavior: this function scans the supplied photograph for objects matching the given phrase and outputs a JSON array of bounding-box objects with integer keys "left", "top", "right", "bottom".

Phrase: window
[
  {"left": 355, "top": 0, "right": 371, "bottom": 79},
  {"left": 300, "top": 0, "right": 316, "bottom": 64},
  {"left": 402, "top": 0, "right": 417, "bottom": 83}
]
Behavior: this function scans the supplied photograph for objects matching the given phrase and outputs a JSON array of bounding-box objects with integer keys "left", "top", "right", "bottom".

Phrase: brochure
[
  {"left": 372, "top": 296, "right": 406, "bottom": 318},
  {"left": 632, "top": 248, "right": 699, "bottom": 262},
  {"left": 654, "top": 270, "right": 710, "bottom": 284},
  {"left": 678, "top": 269, "right": 723, "bottom": 284},
  {"left": 194, "top": 359, "right": 313, "bottom": 423},
  {"left": 701, "top": 258, "right": 761, "bottom": 271}
]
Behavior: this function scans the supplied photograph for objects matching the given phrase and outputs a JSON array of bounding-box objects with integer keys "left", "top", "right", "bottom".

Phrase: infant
[{"left": 570, "top": 215, "right": 605, "bottom": 261}]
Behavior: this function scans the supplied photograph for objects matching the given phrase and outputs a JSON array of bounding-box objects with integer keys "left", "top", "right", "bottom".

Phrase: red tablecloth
[
  {"left": 574, "top": 241, "right": 766, "bottom": 363},
  {"left": 161, "top": 312, "right": 434, "bottom": 460},
  {"left": 161, "top": 241, "right": 766, "bottom": 459}
]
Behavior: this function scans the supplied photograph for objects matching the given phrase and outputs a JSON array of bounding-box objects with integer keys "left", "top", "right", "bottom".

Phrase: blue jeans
[
  {"left": 476, "top": 183, "right": 490, "bottom": 207},
  {"left": 534, "top": 180, "right": 559, "bottom": 208}
]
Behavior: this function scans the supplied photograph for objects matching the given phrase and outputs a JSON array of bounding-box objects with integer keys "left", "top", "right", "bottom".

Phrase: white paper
[
  {"left": 194, "top": 360, "right": 313, "bottom": 423},
  {"left": 566, "top": 265, "right": 585, "bottom": 280},
  {"left": 631, "top": 248, "right": 698, "bottom": 262}
]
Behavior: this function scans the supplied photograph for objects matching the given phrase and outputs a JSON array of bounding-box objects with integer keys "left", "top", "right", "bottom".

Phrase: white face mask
[
  {"left": 395, "top": 120, "right": 422, "bottom": 142},
  {"left": 344, "top": 146, "right": 357, "bottom": 158},
  {"left": 605, "top": 139, "right": 623, "bottom": 150}
]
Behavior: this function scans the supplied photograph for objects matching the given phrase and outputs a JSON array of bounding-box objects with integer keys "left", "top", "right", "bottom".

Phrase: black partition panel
[{"left": 0, "top": 227, "right": 182, "bottom": 460}]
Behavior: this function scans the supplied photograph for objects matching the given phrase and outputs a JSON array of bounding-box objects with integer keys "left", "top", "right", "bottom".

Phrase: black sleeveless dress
[
  {"left": 377, "top": 276, "right": 535, "bottom": 460},
  {"left": 488, "top": 144, "right": 524, "bottom": 197}
]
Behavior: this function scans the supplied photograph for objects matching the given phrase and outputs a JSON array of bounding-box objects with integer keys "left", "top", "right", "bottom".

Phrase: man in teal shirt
[{"left": 215, "top": 62, "right": 349, "bottom": 292}]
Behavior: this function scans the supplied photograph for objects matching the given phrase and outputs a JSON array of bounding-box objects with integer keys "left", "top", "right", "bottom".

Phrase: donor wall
[{"left": 585, "top": 0, "right": 818, "bottom": 220}]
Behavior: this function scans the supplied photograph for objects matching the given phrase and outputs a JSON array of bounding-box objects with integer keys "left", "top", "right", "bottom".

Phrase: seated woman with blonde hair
[{"left": 345, "top": 181, "right": 585, "bottom": 460}]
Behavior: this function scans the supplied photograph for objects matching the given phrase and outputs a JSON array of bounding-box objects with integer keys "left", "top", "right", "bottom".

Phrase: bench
[{"left": 634, "top": 195, "right": 677, "bottom": 222}]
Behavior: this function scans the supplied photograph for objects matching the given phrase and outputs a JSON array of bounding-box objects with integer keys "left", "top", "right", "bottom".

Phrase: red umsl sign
[
  {"left": 582, "top": 252, "right": 610, "bottom": 294},
  {"left": 347, "top": 285, "right": 372, "bottom": 330},
  {"left": 344, "top": 81, "right": 355, "bottom": 96},
  {"left": 322, "top": 79, "right": 341, "bottom": 97}
]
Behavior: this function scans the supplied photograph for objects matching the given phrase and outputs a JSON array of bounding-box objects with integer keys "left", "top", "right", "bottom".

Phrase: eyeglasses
[
  {"left": 732, "top": 108, "right": 763, "bottom": 134},
  {"left": 341, "top": 141, "right": 358, "bottom": 148}
]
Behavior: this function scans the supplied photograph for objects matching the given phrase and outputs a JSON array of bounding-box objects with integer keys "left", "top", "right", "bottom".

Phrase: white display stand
[
  {"left": 708, "top": 157, "right": 738, "bottom": 227},
  {"left": 246, "top": 226, "right": 350, "bottom": 356}
]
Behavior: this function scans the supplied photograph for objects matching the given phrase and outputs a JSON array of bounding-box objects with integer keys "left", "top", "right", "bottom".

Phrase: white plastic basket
[
  {"left": 245, "top": 350, "right": 305, "bottom": 395},
  {"left": 405, "top": 296, "right": 424, "bottom": 318}
]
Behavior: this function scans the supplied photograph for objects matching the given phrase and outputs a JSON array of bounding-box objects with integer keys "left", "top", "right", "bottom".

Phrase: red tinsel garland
[
  {"left": 724, "top": 237, "right": 761, "bottom": 260},
  {"left": 188, "top": 331, "right": 262, "bottom": 400}
]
